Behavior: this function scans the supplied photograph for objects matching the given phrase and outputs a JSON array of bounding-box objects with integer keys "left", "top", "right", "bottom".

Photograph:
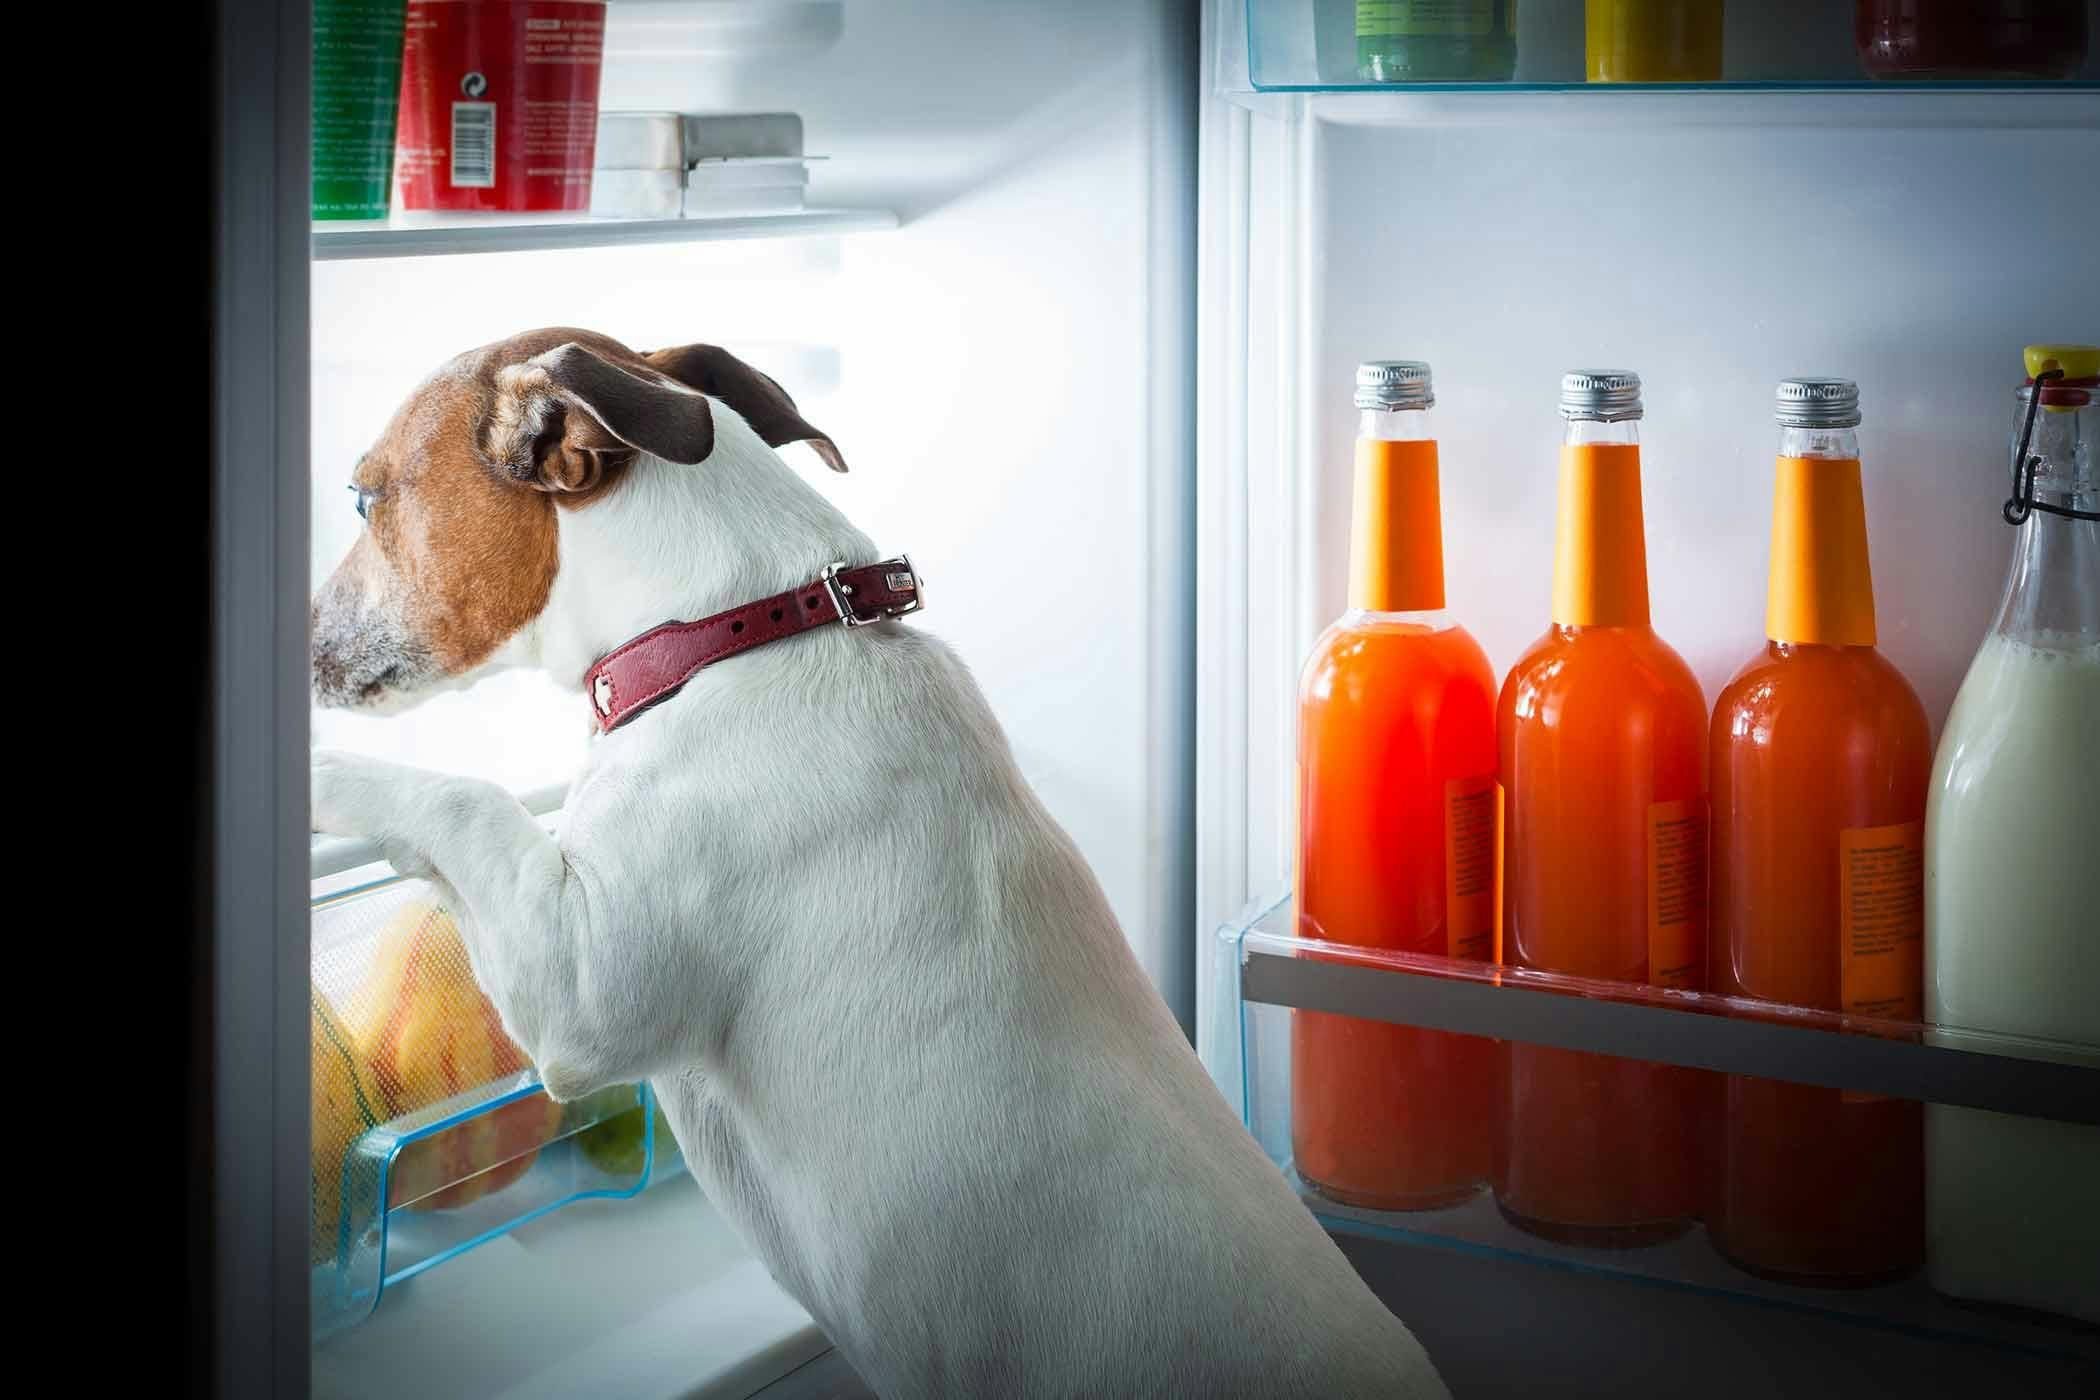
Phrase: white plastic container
[
  {"left": 590, "top": 167, "right": 685, "bottom": 219},
  {"left": 593, "top": 110, "right": 685, "bottom": 169}
]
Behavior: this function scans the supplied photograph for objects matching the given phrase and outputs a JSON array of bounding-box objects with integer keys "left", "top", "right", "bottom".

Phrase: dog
[{"left": 310, "top": 328, "right": 1450, "bottom": 1398}]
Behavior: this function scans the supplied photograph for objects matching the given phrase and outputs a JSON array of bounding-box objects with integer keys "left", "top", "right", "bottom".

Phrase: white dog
[{"left": 311, "top": 328, "right": 1449, "bottom": 1398}]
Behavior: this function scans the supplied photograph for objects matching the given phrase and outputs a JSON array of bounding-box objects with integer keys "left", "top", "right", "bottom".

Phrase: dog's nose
[{"left": 310, "top": 589, "right": 358, "bottom": 701}]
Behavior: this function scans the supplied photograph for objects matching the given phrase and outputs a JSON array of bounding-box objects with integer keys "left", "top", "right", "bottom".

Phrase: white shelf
[{"left": 312, "top": 207, "right": 898, "bottom": 262}]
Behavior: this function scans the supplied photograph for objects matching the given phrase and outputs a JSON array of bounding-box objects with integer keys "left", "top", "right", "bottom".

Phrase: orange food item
[
  {"left": 1293, "top": 411, "right": 1502, "bottom": 1212},
  {"left": 1495, "top": 433, "right": 1709, "bottom": 1245},
  {"left": 1709, "top": 444, "right": 1931, "bottom": 1283},
  {"left": 311, "top": 985, "right": 384, "bottom": 1263},
  {"left": 348, "top": 902, "right": 563, "bottom": 1211}
]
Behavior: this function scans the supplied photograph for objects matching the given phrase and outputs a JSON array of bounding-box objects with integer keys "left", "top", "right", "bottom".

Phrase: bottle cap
[
  {"left": 1560, "top": 369, "right": 1643, "bottom": 421},
  {"left": 1355, "top": 360, "right": 1434, "bottom": 411},
  {"left": 2023, "top": 344, "right": 2100, "bottom": 383},
  {"left": 1775, "top": 377, "right": 1861, "bottom": 428},
  {"left": 2024, "top": 344, "right": 2099, "bottom": 414}
]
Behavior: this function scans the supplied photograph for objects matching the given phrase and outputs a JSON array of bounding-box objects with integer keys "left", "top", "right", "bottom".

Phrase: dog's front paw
[{"left": 311, "top": 748, "right": 416, "bottom": 839}]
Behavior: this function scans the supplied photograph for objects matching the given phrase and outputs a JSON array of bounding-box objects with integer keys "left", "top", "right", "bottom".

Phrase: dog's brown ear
[
  {"left": 643, "top": 343, "right": 847, "bottom": 473},
  {"left": 487, "top": 341, "right": 717, "bottom": 494}
]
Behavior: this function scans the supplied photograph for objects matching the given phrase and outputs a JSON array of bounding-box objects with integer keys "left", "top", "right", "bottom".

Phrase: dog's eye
[{"left": 351, "top": 485, "right": 376, "bottom": 521}]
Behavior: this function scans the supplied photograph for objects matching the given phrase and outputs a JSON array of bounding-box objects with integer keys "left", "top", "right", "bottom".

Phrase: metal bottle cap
[
  {"left": 1559, "top": 369, "right": 1643, "bottom": 421},
  {"left": 1776, "top": 377, "right": 1862, "bottom": 428},
  {"left": 1355, "top": 360, "right": 1434, "bottom": 411}
]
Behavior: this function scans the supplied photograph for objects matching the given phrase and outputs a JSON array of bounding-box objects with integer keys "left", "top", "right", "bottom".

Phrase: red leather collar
[{"left": 584, "top": 556, "right": 923, "bottom": 733}]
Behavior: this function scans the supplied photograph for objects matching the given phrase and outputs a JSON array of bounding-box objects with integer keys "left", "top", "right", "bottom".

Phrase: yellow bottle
[{"left": 1587, "top": 0, "right": 1724, "bottom": 82}]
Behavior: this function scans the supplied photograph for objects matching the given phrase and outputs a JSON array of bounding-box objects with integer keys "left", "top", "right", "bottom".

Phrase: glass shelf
[
  {"left": 1214, "top": 890, "right": 2100, "bottom": 1362},
  {"left": 311, "top": 207, "right": 898, "bottom": 262},
  {"left": 1222, "top": 0, "right": 2100, "bottom": 104}
]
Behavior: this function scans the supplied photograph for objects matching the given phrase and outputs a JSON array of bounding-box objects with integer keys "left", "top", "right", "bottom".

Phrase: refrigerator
[{"left": 201, "top": 1, "right": 2099, "bottom": 1395}]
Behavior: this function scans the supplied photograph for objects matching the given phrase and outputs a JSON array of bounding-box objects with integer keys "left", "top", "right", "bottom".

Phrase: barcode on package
[{"left": 450, "top": 102, "right": 495, "bottom": 188}]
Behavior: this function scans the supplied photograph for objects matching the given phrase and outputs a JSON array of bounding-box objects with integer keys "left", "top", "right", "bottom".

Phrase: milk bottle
[{"left": 1923, "top": 344, "right": 2100, "bottom": 1323}]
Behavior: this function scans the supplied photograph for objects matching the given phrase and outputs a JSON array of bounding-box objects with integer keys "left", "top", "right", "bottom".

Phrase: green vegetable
[{"left": 575, "top": 1102, "right": 675, "bottom": 1177}]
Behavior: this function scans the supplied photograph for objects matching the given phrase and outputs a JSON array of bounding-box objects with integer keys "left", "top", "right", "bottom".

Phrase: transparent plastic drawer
[
  {"left": 310, "top": 872, "right": 685, "bottom": 1341},
  {"left": 1213, "top": 891, "right": 2100, "bottom": 1361}
]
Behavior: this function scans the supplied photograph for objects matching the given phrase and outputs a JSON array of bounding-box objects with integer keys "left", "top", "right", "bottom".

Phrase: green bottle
[
  {"left": 312, "top": 0, "right": 408, "bottom": 220},
  {"left": 1356, "top": 0, "right": 1519, "bottom": 82}
]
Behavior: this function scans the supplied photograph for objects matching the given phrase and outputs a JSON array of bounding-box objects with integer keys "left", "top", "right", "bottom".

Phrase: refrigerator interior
[
  {"left": 272, "top": 0, "right": 2100, "bottom": 1390},
  {"left": 308, "top": 0, "right": 1195, "bottom": 1391}
]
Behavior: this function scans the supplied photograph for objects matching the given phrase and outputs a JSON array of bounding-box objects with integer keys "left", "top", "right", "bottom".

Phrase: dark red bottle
[{"left": 1856, "top": 1, "right": 2088, "bottom": 80}]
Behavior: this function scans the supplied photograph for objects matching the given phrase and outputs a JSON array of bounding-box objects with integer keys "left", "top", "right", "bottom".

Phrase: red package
[{"left": 395, "top": 0, "right": 606, "bottom": 212}]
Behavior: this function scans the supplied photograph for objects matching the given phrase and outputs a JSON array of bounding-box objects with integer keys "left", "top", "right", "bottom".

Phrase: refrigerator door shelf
[
  {"left": 312, "top": 875, "right": 686, "bottom": 1341},
  {"left": 1229, "top": 0, "right": 2100, "bottom": 96},
  {"left": 1213, "top": 891, "right": 2100, "bottom": 1361}
]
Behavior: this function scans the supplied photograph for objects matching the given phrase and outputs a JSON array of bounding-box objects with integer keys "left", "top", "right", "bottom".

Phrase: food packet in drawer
[
  {"left": 311, "top": 894, "right": 562, "bottom": 1244},
  {"left": 311, "top": 984, "right": 382, "bottom": 1263}
]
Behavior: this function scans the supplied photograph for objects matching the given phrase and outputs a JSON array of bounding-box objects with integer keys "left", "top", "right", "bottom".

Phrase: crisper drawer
[
  {"left": 1213, "top": 892, "right": 2100, "bottom": 1364},
  {"left": 310, "top": 868, "right": 685, "bottom": 1342}
]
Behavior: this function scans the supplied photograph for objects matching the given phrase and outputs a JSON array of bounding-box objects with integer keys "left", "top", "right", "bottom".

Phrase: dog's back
[{"left": 599, "top": 623, "right": 1448, "bottom": 1398}]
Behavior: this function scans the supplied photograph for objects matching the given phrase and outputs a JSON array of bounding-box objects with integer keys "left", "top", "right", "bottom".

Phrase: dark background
[{"left": 25, "top": 7, "right": 212, "bottom": 1393}]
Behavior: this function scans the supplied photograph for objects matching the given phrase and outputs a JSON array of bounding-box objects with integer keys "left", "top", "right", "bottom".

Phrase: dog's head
[{"left": 311, "top": 328, "right": 845, "bottom": 712}]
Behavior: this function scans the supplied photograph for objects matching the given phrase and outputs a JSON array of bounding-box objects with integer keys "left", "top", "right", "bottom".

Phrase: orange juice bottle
[
  {"left": 1293, "top": 361, "right": 1501, "bottom": 1211},
  {"left": 1495, "top": 370, "right": 1708, "bottom": 1246},
  {"left": 1709, "top": 379, "right": 1930, "bottom": 1284}
]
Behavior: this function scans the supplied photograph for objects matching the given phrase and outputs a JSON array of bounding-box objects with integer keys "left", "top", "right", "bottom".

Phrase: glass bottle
[
  {"left": 1925, "top": 345, "right": 2100, "bottom": 1323},
  {"left": 1357, "top": 0, "right": 1519, "bottom": 83},
  {"left": 1293, "top": 361, "right": 1501, "bottom": 1211},
  {"left": 1856, "top": 1, "right": 2088, "bottom": 81},
  {"left": 1708, "top": 378, "right": 1930, "bottom": 1284},
  {"left": 1586, "top": 1, "right": 1725, "bottom": 83},
  {"left": 1495, "top": 370, "right": 1708, "bottom": 1247}
]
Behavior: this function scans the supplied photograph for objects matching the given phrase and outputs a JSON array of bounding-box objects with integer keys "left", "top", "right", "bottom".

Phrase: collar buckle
[{"left": 821, "top": 555, "right": 923, "bottom": 628}]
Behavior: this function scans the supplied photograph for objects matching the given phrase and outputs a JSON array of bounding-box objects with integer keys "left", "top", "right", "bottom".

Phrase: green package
[
  {"left": 313, "top": 0, "right": 408, "bottom": 220},
  {"left": 1355, "top": 0, "right": 1518, "bottom": 81}
]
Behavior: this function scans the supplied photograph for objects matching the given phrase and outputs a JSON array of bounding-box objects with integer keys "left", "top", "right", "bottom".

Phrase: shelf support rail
[{"left": 1240, "top": 947, "right": 2100, "bottom": 1126}]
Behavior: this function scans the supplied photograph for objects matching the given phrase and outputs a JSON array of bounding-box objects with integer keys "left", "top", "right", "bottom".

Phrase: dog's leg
[{"left": 311, "top": 749, "right": 620, "bottom": 1101}]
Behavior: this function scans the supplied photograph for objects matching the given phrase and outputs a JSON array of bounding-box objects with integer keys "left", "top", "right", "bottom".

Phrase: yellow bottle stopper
[
  {"left": 2024, "top": 344, "right": 2100, "bottom": 380},
  {"left": 2025, "top": 344, "right": 2100, "bottom": 413}
]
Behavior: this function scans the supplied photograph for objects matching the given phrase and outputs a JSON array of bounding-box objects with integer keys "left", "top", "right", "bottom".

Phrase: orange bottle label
[
  {"left": 1647, "top": 799, "right": 1706, "bottom": 988},
  {"left": 1552, "top": 444, "right": 1651, "bottom": 628},
  {"left": 1766, "top": 456, "right": 1878, "bottom": 647},
  {"left": 1276, "top": 772, "right": 1293, "bottom": 923},
  {"left": 1444, "top": 775, "right": 1499, "bottom": 962},
  {"left": 1839, "top": 821, "right": 1924, "bottom": 1021},
  {"left": 1348, "top": 437, "right": 1447, "bottom": 613},
  {"left": 1494, "top": 779, "right": 1505, "bottom": 966}
]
